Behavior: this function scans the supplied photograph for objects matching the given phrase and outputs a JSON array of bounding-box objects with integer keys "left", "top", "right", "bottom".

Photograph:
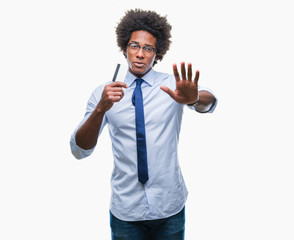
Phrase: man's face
[{"left": 126, "top": 30, "right": 157, "bottom": 78}]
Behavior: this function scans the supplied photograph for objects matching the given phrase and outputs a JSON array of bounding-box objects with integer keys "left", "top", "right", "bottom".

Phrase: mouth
[{"left": 133, "top": 62, "right": 145, "bottom": 68}]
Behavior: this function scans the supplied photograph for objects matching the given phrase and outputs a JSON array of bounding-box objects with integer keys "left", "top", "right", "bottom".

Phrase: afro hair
[{"left": 116, "top": 9, "right": 172, "bottom": 65}]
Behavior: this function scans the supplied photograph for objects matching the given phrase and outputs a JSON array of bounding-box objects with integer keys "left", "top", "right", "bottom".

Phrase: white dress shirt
[{"left": 70, "top": 68, "right": 217, "bottom": 221}]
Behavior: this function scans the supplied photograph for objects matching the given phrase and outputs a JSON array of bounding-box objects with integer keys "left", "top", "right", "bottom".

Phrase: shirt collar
[{"left": 125, "top": 68, "right": 155, "bottom": 87}]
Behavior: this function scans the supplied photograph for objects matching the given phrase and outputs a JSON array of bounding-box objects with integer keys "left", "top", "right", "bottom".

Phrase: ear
[{"left": 123, "top": 50, "right": 127, "bottom": 58}]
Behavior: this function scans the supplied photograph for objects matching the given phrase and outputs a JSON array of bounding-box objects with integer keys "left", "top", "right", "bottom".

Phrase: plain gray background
[{"left": 1, "top": 0, "right": 293, "bottom": 239}]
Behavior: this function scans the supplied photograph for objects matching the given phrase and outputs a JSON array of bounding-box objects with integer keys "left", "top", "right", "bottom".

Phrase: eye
[
  {"left": 144, "top": 46, "right": 153, "bottom": 53},
  {"left": 130, "top": 43, "right": 139, "bottom": 49}
]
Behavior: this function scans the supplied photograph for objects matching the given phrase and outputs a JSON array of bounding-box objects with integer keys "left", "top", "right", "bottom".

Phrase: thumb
[{"left": 160, "top": 86, "right": 176, "bottom": 100}]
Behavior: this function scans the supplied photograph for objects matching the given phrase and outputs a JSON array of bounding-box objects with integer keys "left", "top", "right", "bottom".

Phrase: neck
[{"left": 128, "top": 67, "right": 152, "bottom": 78}]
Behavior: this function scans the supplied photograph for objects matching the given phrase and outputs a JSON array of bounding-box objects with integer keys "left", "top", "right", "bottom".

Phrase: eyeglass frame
[{"left": 127, "top": 42, "right": 157, "bottom": 54}]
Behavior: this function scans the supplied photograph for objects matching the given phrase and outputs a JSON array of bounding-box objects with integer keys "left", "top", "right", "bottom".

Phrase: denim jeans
[{"left": 110, "top": 207, "right": 185, "bottom": 240}]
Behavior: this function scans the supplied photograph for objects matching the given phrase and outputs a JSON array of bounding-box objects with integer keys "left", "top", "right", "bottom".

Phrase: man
[{"left": 70, "top": 9, "right": 217, "bottom": 240}]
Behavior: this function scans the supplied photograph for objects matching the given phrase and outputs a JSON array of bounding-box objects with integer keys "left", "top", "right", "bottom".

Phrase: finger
[
  {"left": 160, "top": 86, "right": 176, "bottom": 100},
  {"left": 109, "top": 87, "right": 126, "bottom": 92},
  {"left": 110, "top": 81, "right": 128, "bottom": 88},
  {"left": 104, "top": 87, "right": 125, "bottom": 98},
  {"left": 181, "top": 62, "right": 186, "bottom": 80},
  {"left": 173, "top": 64, "right": 180, "bottom": 82},
  {"left": 109, "top": 96, "right": 123, "bottom": 102},
  {"left": 109, "top": 91, "right": 124, "bottom": 97},
  {"left": 187, "top": 63, "right": 192, "bottom": 81},
  {"left": 194, "top": 70, "right": 200, "bottom": 85},
  {"left": 108, "top": 90, "right": 125, "bottom": 102}
]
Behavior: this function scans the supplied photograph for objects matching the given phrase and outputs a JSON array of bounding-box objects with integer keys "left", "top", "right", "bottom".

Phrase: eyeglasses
[{"left": 127, "top": 43, "right": 157, "bottom": 54}]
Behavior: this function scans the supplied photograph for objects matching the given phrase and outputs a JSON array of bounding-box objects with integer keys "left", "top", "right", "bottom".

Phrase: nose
[{"left": 136, "top": 47, "right": 144, "bottom": 59}]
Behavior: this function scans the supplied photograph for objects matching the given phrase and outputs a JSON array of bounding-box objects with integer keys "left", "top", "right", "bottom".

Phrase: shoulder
[
  {"left": 153, "top": 70, "right": 172, "bottom": 80},
  {"left": 153, "top": 70, "right": 176, "bottom": 88}
]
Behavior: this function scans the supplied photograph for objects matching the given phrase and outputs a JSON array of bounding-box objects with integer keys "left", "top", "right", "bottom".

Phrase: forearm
[
  {"left": 75, "top": 106, "right": 106, "bottom": 150},
  {"left": 74, "top": 81, "right": 127, "bottom": 151},
  {"left": 194, "top": 90, "right": 216, "bottom": 113}
]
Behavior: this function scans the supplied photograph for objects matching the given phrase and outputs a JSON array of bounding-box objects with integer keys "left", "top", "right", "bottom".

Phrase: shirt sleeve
[
  {"left": 70, "top": 85, "right": 107, "bottom": 160},
  {"left": 186, "top": 85, "right": 218, "bottom": 113}
]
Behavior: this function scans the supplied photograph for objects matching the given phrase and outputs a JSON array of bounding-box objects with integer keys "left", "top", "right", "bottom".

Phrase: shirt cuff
[
  {"left": 186, "top": 87, "right": 218, "bottom": 113},
  {"left": 70, "top": 132, "right": 95, "bottom": 160}
]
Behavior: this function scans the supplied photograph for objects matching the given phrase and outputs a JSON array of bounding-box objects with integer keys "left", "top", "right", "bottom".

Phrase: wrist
[
  {"left": 95, "top": 103, "right": 108, "bottom": 115},
  {"left": 187, "top": 94, "right": 199, "bottom": 106}
]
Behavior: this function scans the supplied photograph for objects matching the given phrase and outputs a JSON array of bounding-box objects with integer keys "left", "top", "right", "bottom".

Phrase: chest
[{"left": 105, "top": 84, "right": 181, "bottom": 130}]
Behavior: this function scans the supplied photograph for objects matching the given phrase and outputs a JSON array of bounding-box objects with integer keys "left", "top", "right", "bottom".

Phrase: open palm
[{"left": 160, "top": 62, "right": 199, "bottom": 104}]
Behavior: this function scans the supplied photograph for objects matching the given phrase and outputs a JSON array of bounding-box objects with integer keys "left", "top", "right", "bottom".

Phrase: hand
[
  {"left": 97, "top": 81, "right": 128, "bottom": 113},
  {"left": 160, "top": 62, "right": 199, "bottom": 105}
]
